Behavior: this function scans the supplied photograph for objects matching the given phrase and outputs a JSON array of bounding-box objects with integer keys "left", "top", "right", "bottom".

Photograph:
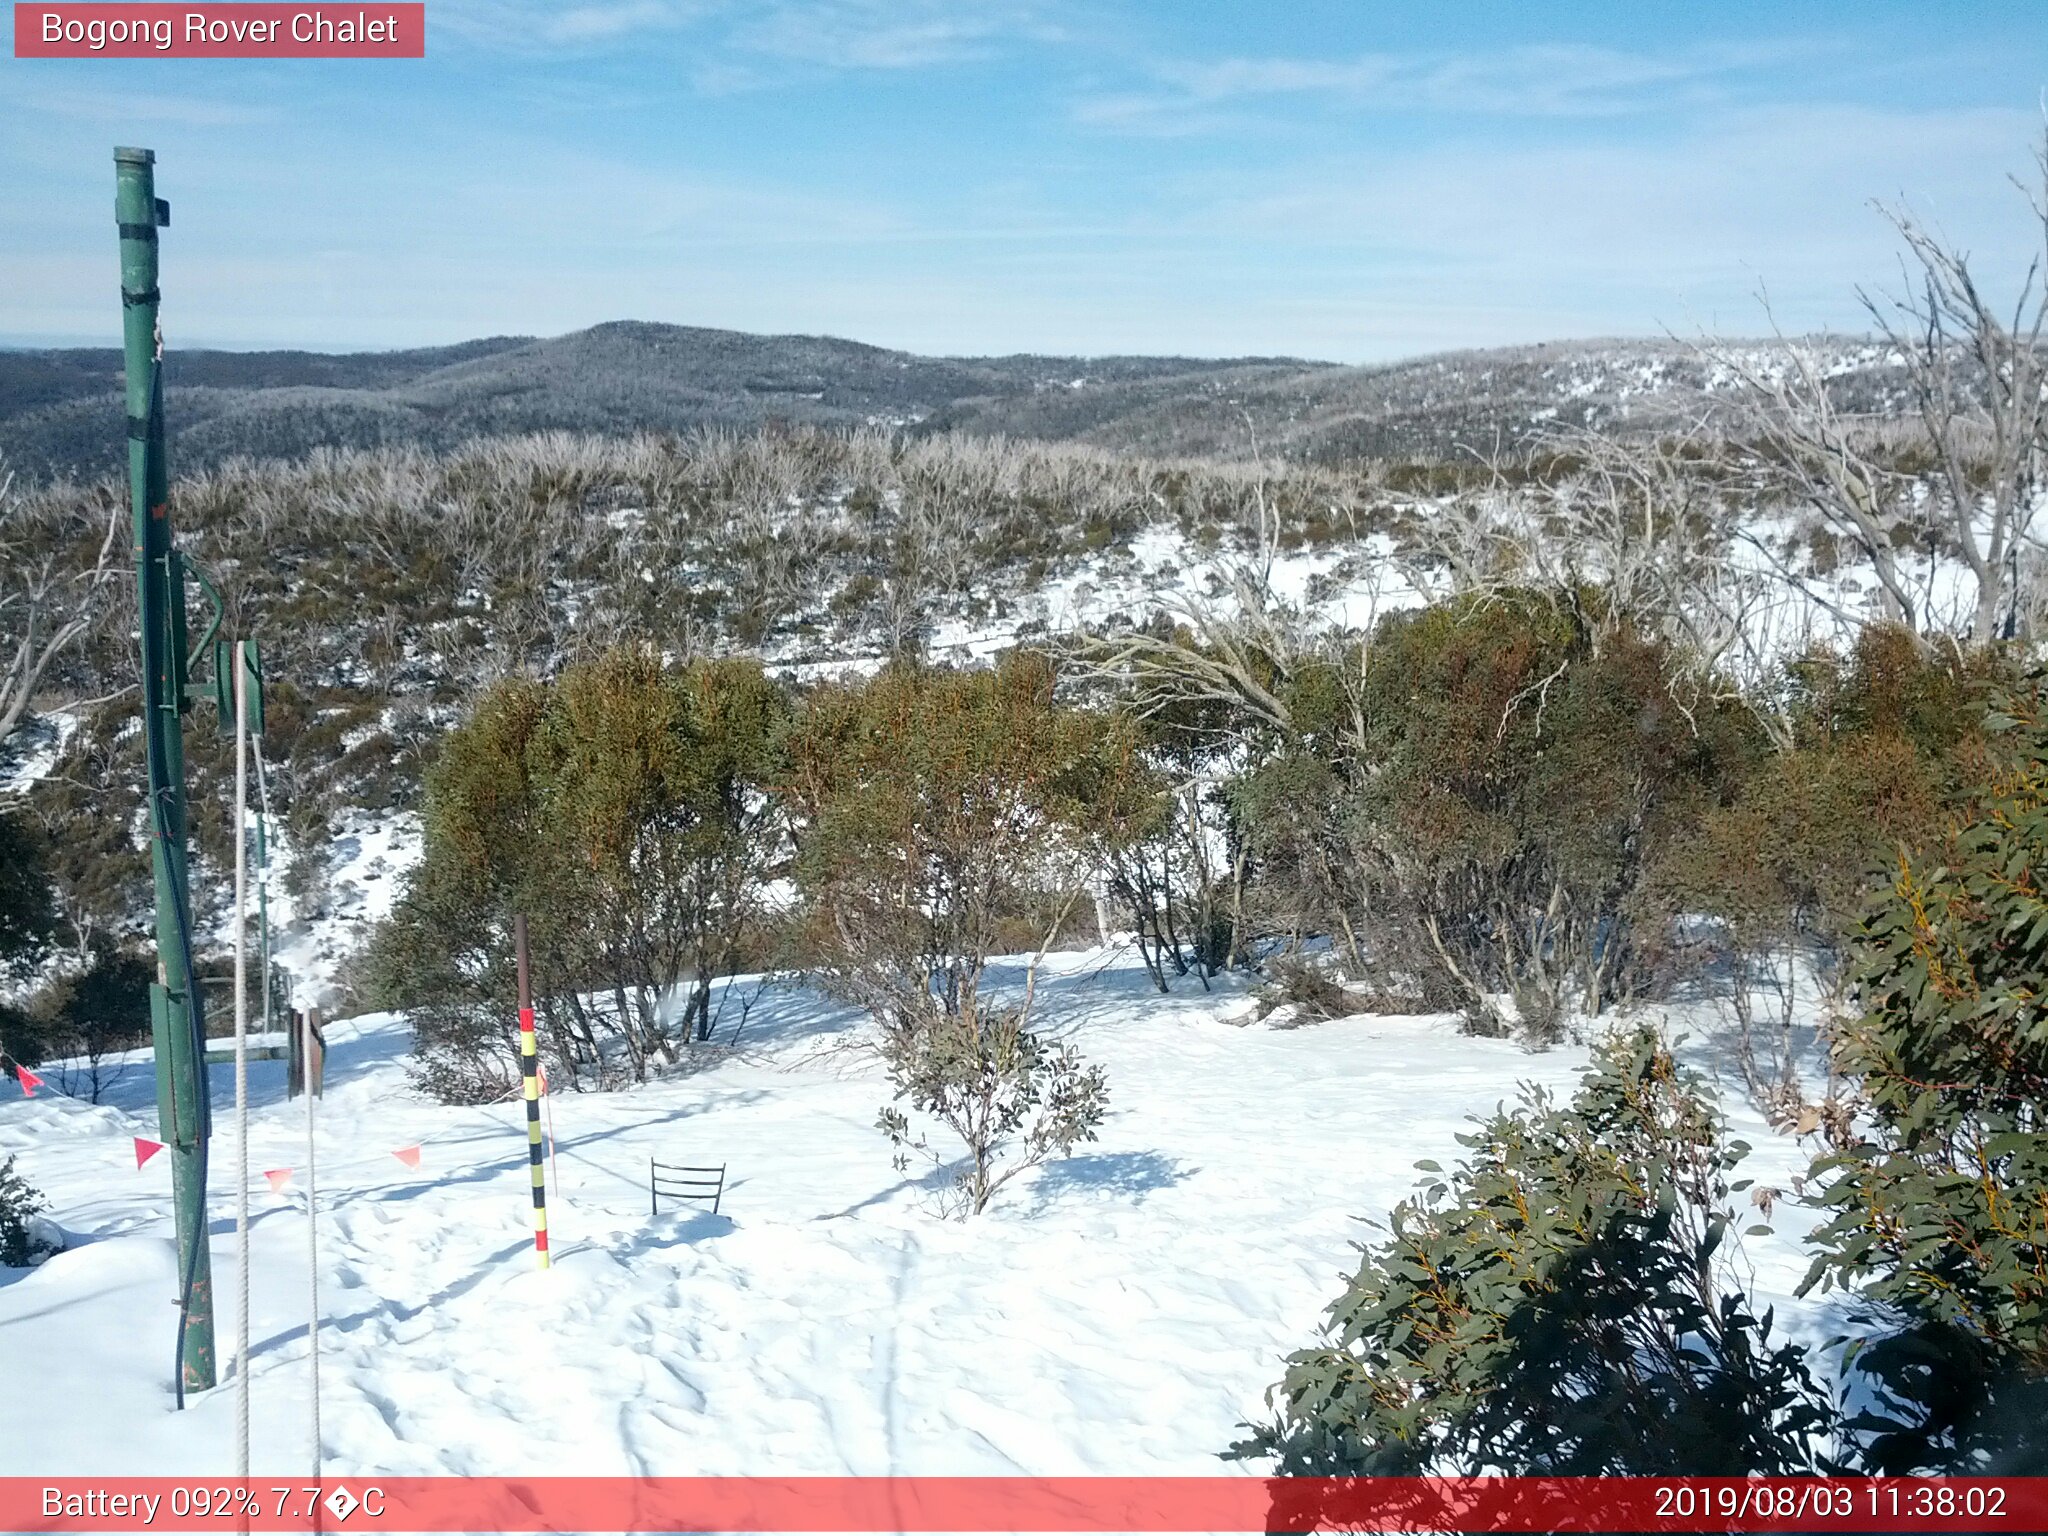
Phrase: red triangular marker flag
[
  {"left": 392, "top": 1145, "right": 422, "bottom": 1169},
  {"left": 263, "top": 1168, "right": 294, "bottom": 1194},
  {"left": 134, "top": 1137, "right": 164, "bottom": 1169},
  {"left": 15, "top": 1065, "right": 43, "bottom": 1097}
]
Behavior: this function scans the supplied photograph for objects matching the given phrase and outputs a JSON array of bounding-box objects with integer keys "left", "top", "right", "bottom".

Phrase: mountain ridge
[{"left": 0, "top": 320, "right": 1889, "bottom": 480}]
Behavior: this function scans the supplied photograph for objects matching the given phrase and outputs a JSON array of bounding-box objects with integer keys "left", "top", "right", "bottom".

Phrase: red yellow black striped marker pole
[{"left": 513, "top": 915, "right": 550, "bottom": 1269}]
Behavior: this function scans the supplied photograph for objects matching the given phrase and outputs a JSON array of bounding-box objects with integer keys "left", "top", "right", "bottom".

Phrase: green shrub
[
  {"left": 1644, "top": 730, "right": 1944, "bottom": 1118},
  {"left": 45, "top": 941, "right": 154, "bottom": 1104},
  {"left": 1785, "top": 623, "right": 2005, "bottom": 772},
  {"left": 1233, "top": 1029, "right": 1831, "bottom": 1475},
  {"left": 0, "top": 1155, "right": 55, "bottom": 1268},
  {"left": 0, "top": 806, "right": 55, "bottom": 983},
  {"left": 782, "top": 653, "right": 1118, "bottom": 1213},
  {"left": 383, "top": 647, "right": 789, "bottom": 1097},
  {"left": 1230, "top": 591, "right": 1753, "bottom": 1034},
  {"left": 1801, "top": 682, "right": 2048, "bottom": 1472},
  {"left": 1358, "top": 597, "right": 1751, "bottom": 1017}
]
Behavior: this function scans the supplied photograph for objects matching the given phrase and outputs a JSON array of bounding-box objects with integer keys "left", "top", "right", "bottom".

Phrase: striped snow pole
[{"left": 513, "top": 915, "right": 550, "bottom": 1269}]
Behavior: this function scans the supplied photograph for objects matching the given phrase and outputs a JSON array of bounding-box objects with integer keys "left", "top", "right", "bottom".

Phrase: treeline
[
  {"left": 0, "top": 322, "right": 1317, "bottom": 482},
  {"left": 373, "top": 604, "right": 2006, "bottom": 1064},
  {"left": 367, "top": 588, "right": 2008, "bottom": 1150},
  {"left": 6, "top": 321, "right": 1888, "bottom": 481}
]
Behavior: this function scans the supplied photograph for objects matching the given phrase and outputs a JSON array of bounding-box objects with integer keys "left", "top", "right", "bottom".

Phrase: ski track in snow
[{"left": 0, "top": 948, "right": 1846, "bottom": 1477}]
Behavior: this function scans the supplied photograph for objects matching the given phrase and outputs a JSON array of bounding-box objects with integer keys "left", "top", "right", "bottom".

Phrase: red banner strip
[
  {"left": 3, "top": 1477, "right": 2044, "bottom": 1533},
  {"left": 13, "top": 5, "right": 424, "bottom": 58}
]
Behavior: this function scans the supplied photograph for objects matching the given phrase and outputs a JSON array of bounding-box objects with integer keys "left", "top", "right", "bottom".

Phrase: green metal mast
[{"left": 116, "top": 146, "right": 216, "bottom": 1399}]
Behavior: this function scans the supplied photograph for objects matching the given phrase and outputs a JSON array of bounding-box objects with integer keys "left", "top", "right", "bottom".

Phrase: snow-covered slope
[{"left": 0, "top": 948, "right": 1838, "bottom": 1477}]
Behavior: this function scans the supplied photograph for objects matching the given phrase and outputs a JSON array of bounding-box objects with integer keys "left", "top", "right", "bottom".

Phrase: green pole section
[{"left": 117, "top": 145, "right": 216, "bottom": 1398}]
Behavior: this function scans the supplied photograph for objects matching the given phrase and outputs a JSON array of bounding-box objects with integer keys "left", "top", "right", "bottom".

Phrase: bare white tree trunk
[{"left": 0, "top": 466, "right": 124, "bottom": 750}]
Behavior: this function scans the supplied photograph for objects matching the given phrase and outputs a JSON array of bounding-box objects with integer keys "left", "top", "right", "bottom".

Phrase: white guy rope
[
  {"left": 255, "top": 739, "right": 272, "bottom": 1040},
  {"left": 252, "top": 734, "right": 318, "bottom": 1474},
  {"left": 303, "top": 1005, "right": 322, "bottom": 1477},
  {"left": 232, "top": 646, "right": 251, "bottom": 1480}
]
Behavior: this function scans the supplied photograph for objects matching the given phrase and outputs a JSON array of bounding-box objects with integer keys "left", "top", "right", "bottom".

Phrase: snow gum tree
[
  {"left": 0, "top": 456, "right": 125, "bottom": 752},
  {"left": 1718, "top": 131, "right": 2048, "bottom": 646},
  {"left": 782, "top": 652, "right": 1129, "bottom": 1214}
]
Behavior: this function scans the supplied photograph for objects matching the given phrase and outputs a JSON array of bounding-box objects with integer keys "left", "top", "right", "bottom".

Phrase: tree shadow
[
  {"left": 1028, "top": 1150, "right": 1196, "bottom": 1205},
  {"left": 607, "top": 1208, "right": 735, "bottom": 1260},
  {"left": 248, "top": 1235, "right": 535, "bottom": 1362},
  {"left": 813, "top": 1157, "right": 966, "bottom": 1221}
]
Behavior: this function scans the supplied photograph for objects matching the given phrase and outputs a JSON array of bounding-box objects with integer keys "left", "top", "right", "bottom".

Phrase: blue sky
[{"left": 3, "top": 1, "right": 2045, "bottom": 359}]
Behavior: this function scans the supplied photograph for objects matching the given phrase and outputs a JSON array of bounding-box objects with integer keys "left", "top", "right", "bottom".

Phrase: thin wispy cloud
[
  {"left": 1075, "top": 41, "right": 1809, "bottom": 135},
  {"left": 425, "top": 0, "right": 711, "bottom": 53},
  {"left": 732, "top": 0, "right": 1063, "bottom": 69},
  {"left": 7, "top": 81, "right": 277, "bottom": 126},
  {"left": 427, "top": 0, "right": 1062, "bottom": 74},
  {"left": 544, "top": 1, "right": 683, "bottom": 44}
]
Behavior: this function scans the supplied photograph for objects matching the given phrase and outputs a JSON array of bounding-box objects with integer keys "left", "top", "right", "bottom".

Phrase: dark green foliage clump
[
  {"left": 1360, "top": 595, "right": 1753, "bottom": 1030},
  {"left": 372, "top": 647, "right": 791, "bottom": 1098},
  {"left": 1229, "top": 592, "right": 1754, "bottom": 1035},
  {"left": 0, "top": 1155, "right": 54, "bottom": 1268},
  {"left": 1801, "top": 682, "right": 2048, "bottom": 1473},
  {"left": 1233, "top": 1030, "right": 1831, "bottom": 1476},
  {"left": 0, "top": 806, "right": 55, "bottom": 982},
  {"left": 0, "top": 806, "right": 59, "bottom": 1083},
  {"left": 1640, "top": 625, "right": 1993, "bottom": 1116},
  {"left": 1652, "top": 626, "right": 2002, "bottom": 956},
  {"left": 44, "top": 941, "right": 155, "bottom": 1104}
]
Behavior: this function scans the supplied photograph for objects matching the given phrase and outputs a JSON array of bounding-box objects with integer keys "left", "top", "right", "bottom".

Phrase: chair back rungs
[{"left": 650, "top": 1158, "right": 726, "bottom": 1216}]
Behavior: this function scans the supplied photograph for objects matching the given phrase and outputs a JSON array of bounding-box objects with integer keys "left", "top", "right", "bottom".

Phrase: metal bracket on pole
[
  {"left": 216, "top": 634, "right": 266, "bottom": 737},
  {"left": 211, "top": 637, "right": 261, "bottom": 735}
]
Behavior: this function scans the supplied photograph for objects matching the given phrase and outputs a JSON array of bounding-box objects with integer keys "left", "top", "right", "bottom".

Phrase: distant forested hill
[{"left": 0, "top": 320, "right": 1899, "bottom": 480}]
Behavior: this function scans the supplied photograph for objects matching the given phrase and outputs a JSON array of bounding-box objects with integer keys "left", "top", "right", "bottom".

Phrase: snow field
[{"left": 0, "top": 947, "right": 1838, "bottom": 1478}]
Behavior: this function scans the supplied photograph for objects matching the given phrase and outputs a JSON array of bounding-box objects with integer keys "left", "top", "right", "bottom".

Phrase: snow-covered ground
[
  {"left": 0, "top": 947, "right": 1841, "bottom": 1478},
  {"left": 261, "top": 808, "right": 422, "bottom": 1012}
]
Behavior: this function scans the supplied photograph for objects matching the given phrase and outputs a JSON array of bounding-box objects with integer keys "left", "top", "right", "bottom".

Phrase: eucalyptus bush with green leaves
[
  {"left": 1801, "top": 684, "right": 2048, "bottom": 1473},
  {"left": 0, "top": 1154, "right": 53, "bottom": 1269},
  {"left": 1233, "top": 1029, "right": 1831, "bottom": 1476}
]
